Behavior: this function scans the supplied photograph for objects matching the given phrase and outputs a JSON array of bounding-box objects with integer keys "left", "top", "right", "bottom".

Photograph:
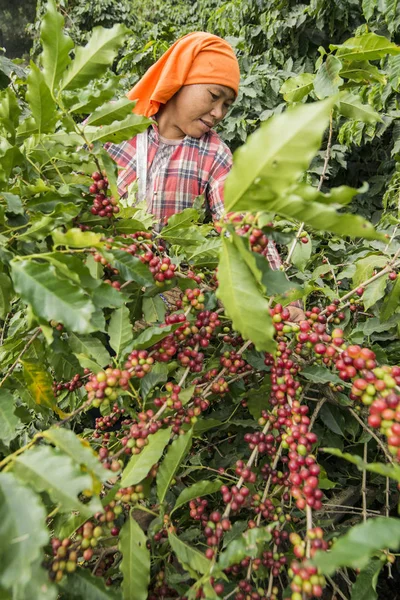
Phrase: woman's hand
[{"left": 287, "top": 305, "right": 306, "bottom": 323}]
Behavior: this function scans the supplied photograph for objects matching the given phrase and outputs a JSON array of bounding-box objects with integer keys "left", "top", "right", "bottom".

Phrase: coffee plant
[{"left": 1, "top": 2, "right": 400, "bottom": 599}]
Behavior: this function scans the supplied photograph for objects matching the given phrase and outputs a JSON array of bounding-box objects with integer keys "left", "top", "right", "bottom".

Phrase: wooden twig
[
  {"left": 348, "top": 408, "right": 394, "bottom": 464},
  {"left": 362, "top": 442, "right": 368, "bottom": 522}
]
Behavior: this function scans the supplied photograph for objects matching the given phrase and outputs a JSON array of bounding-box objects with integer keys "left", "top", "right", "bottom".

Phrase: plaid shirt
[{"left": 105, "top": 124, "right": 283, "bottom": 270}]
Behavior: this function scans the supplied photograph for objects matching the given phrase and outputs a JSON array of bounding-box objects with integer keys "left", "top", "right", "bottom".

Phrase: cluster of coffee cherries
[
  {"left": 120, "top": 411, "right": 162, "bottom": 456},
  {"left": 94, "top": 404, "right": 125, "bottom": 432},
  {"left": 290, "top": 529, "right": 328, "bottom": 561},
  {"left": 85, "top": 368, "right": 131, "bottom": 407},
  {"left": 188, "top": 499, "right": 231, "bottom": 561},
  {"left": 139, "top": 252, "right": 176, "bottom": 284},
  {"left": 125, "top": 349, "right": 155, "bottom": 378},
  {"left": 49, "top": 538, "right": 78, "bottom": 582},
  {"left": 220, "top": 350, "right": 250, "bottom": 374},
  {"left": 182, "top": 288, "right": 206, "bottom": 311},
  {"left": 88, "top": 171, "right": 119, "bottom": 218},
  {"left": 115, "top": 483, "right": 145, "bottom": 505},
  {"left": 285, "top": 560, "right": 325, "bottom": 599},
  {"left": 52, "top": 372, "right": 84, "bottom": 396},
  {"left": 154, "top": 382, "right": 182, "bottom": 410}
]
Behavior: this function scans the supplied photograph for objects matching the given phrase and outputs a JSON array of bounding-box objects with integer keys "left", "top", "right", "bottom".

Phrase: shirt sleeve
[{"left": 205, "top": 143, "right": 232, "bottom": 221}]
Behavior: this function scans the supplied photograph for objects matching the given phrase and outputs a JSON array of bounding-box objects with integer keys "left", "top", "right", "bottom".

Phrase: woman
[{"left": 106, "top": 32, "right": 304, "bottom": 320}]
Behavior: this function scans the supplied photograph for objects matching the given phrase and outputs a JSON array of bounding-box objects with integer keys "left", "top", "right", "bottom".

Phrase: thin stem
[
  {"left": 362, "top": 442, "right": 368, "bottom": 522},
  {"left": 320, "top": 253, "right": 400, "bottom": 316},
  {"left": 306, "top": 505, "right": 313, "bottom": 559},
  {"left": 56, "top": 398, "right": 93, "bottom": 427},
  {"left": 0, "top": 311, "right": 10, "bottom": 345},
  {"left": 384, "top": 225, "right": 398, "bottom": 254},
  {"left": 222, "top": 420, "right": 272, "bottom": 520},
  {"left": 309, "top": 397, "right": 327, "bottom": 429},
  {"left": 326, "top": 576, "right": 349, "bottom": 600},
  {"left": 348, "top": 408, "right": 394, "bottom": 464},
  {"left": 0, "top": 329, "right": 41, "bottom": 389},
  {"left": 0, "top": 433, "right": 42, "bottom": 469}
]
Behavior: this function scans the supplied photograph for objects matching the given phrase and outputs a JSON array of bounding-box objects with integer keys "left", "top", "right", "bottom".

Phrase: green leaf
[
  {"left": 246, "top": 379, "right": 272, "bottom": 420},
  {"left": 268, "top": 188, "right": 380, "bottom": 239},
  {"left": 319, "top": 403, "right": 345, "bottom": 436},
  {"left": 381, "top": 277, "right": 400, "bottom": 321},
  {"left": 140, "top": 362, "right": 169, "bottom": 399},
  {"left": 19, "top": 204, "right": 80, "bottom": 241},
  {"left": 362, "top": 276, "right": 387, "bottom": 310},
  {"left": 253, "top": 254, "right": 300, "bottom": 294},
  {"left": 216, "top": 235, "right": 275, "bottom": 352},
  {"left": 290, "top": 238, "right": 312, "bottom": 272},
  {"left": 108, "top": 306, "right": 133, "bottom": 357},
  {"left": 172, "top": 479, "right": 222, "bottom": 514},
  {"left": 362, "top": 0, "right": 378, "bottom": 21},
  {"left": 92, "top": 282, "right": 125, "bottom": 309},
  {"left": 40, "top": 0, "right": 74, "bottom": 94},
  {"left": 321, "top": 447, "right": 400, "bottom": 482},
  {"left": 142, "top": 296, "right": 167, "bottom": 323},
  {"left": 22, "top": 359, "right": 66, "bottom": 417},
  {"left": 108, "top": 249, "right": 154, "bottom": 286},
  {"left": 26, "top": 62, "right": 57, "bottom": 133},
  {"left": 42, "top": 428, "right": 111, "bottom": 490},
  {"left": 114, "top": 218, "right": 153, "bottom": 235},
  {"left": 224, "top": 97, "right": 336, "bottom": 213},
  {"left": 186, "top": 238, "right": 221, "bottom": 266},
  {"left": 340, "top": 61, "right": 385, "bottom": 84},
  {"left": 85, "top": 114, "right": 151, "bottom": 144},
  {"left": 59, "top": 569, "right": 122, "bottom": 600},
  {"left": 0, "top": 473, "right": 49, "bottom": 595},
  {"left": 301, "top": 366, "right": 342, "bottom": 384},
  {"left": 120, "top": 511, "right": 150, "bottom": 600},
  {"left": 14, "top": 445, "right": 102, "bottom": 517},
  {"left": 168, "top": 532, "right": 210, "bottom": 575},
  {"left": 280, "top": 73, "right": 315, "bottom": 102},
  {"left": 314, "top": 55, "right": 343, "bottom": 99},
  {"left": 0, "top": 272, "right": 12, "bottom": 319},
  {"left": 20, "top": 557, "right": 57, "bottom": 600},
  {"left": 11, "top": 261, "right": 96, "bottom": 333},
  {"left": 0, "top": 389, "right": 21, "bottom": 446},
  {"left": 132, "top": 323, "right": 181, "bottom": 350},
  {"left": 331, "top": 33, "right": 400, "bottom": 62},
  {"left": 86, "top": 97, "right": 137, "bottom": 126},
  {"left": 313, "top": 517, "right": 400, "bottom": 574},
  {"left": 68, "top": 332, "right": 111, "bottom": 367},
  {"left": 1, "top": 192, "right": 24, "bottom": 215},
  {"left": 157, "top": 429, "right": 193, "bottom": 503},
  {"left": 52, "top": 228, "right": 104, "bottom": 248},
  {"left": 351, "top": 558, "right": 382, "bottom": 600},
  {"left": 353, "top": 255, "right": 388, "bottom": 286},
  {"left": 338, "top": 93, "right": 382, "bottom": 123},
  {"left": 60, "top": 24, "right": 129, "bottom": 91},
  {"left": 162, "top": 208, "right": 200, "bottom": 235},
  {"left": 218, "top": 528, "right": 272, "bottom": 570},
  {"left": 120, "top": 427, "right": 172, "bottom": 487}
]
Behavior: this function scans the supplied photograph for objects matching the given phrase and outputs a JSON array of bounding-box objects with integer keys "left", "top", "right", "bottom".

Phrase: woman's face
[{"left": 160, "top": 83, "right": 236, "bottom": 139}]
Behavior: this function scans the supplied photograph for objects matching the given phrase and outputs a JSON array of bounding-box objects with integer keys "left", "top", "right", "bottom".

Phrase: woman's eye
[{"left": 210, "top": 92, "right": 220, "bottom": 101}]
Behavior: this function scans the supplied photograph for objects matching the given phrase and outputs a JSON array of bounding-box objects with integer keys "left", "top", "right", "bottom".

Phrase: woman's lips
[{"left": 199, "top": 118, "right": 213, "bottom": 131}]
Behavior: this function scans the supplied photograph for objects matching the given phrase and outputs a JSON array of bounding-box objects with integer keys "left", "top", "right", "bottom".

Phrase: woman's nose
[{"left": 210, "top": 103, "right": 225, "bottom": 121}]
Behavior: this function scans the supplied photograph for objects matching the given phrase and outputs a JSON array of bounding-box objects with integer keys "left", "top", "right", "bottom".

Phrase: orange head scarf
[{"left": 127, "top": 32, "right": 240, "bottom": 118}]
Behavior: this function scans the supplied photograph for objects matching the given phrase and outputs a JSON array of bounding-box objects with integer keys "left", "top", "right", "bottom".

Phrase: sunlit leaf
[
  {"left": 121, "top": 427, "right": 172, "bottom": 487},
  {"left": 14, "top": 445, "right": 102, "bottom": 517},
  {"left": 157, "top": 429, "right": 193, "bottom": 503},
  {"left": 120, "top": 511, "right": 150, "bottom": 600}
]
